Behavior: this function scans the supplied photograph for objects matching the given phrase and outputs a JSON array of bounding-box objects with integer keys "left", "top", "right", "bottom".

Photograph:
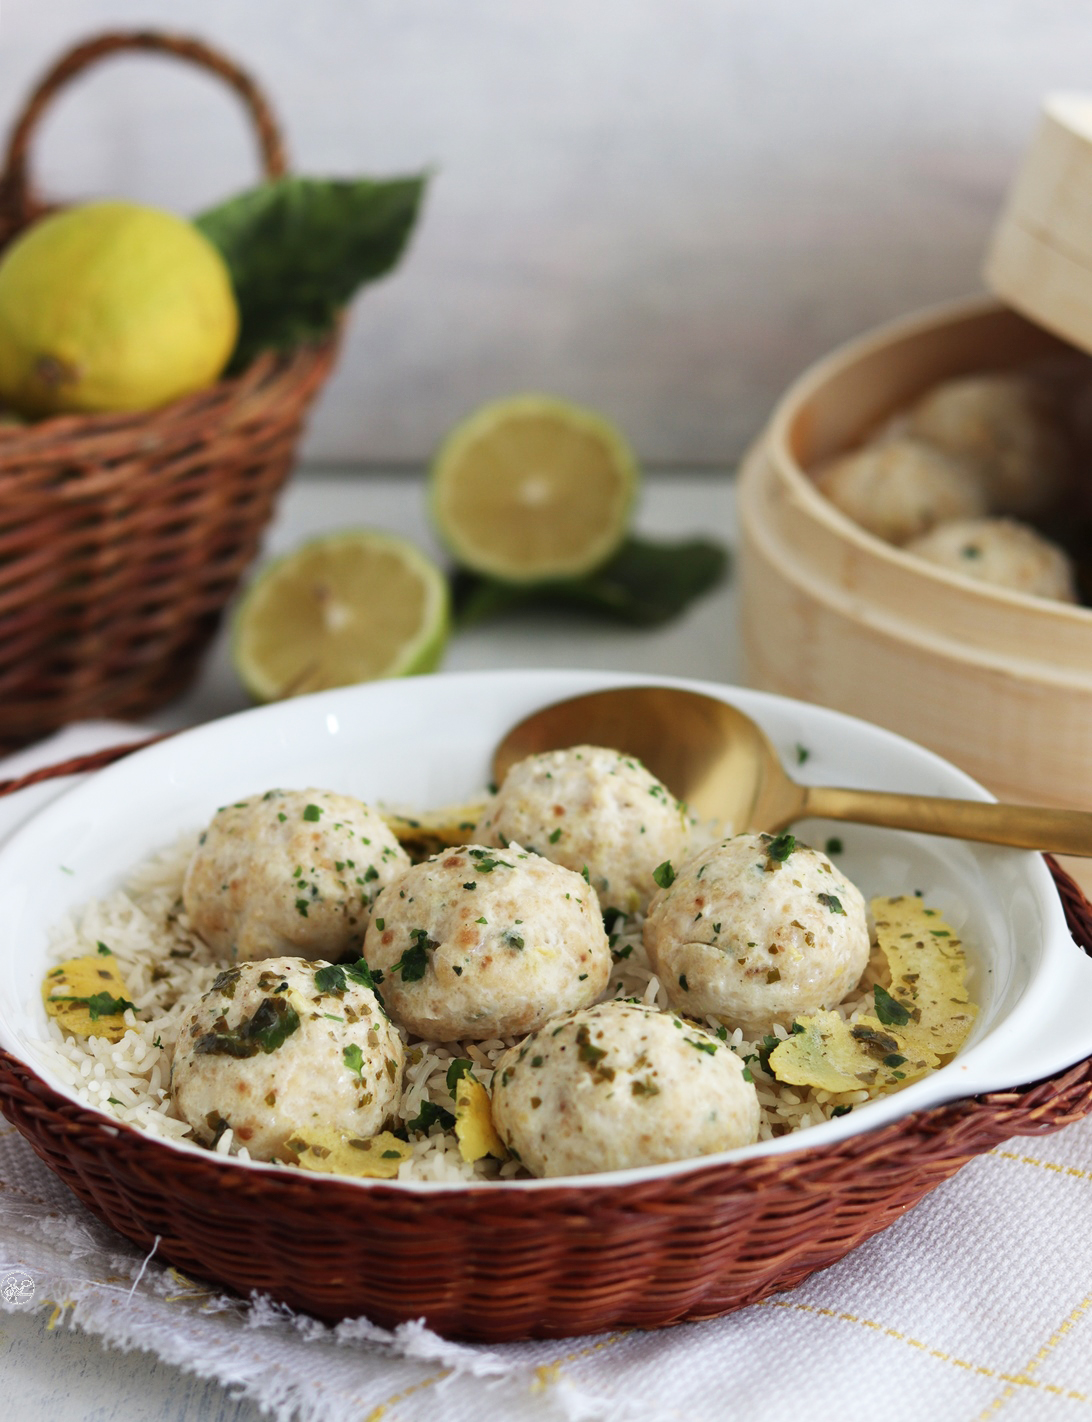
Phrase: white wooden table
[{"left": 0, "top": 466, "right": 738, "bottom": 1420}]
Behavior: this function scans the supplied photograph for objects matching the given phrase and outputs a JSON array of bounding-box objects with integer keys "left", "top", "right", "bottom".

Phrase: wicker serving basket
[
  {"left": 0, "top": 31, "right": 339, "bottom": 749},
  {"left": 1, "top": 742, "right": 1091, "bottom": 1342}
]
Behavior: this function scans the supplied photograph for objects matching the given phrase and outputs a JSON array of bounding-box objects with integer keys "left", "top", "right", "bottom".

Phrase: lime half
[
  {"left": 429, "top": 394, "right": 639, "bottom": 583},
  {"left": 233, "top": 529, "right": 450, "bottom": 702}
]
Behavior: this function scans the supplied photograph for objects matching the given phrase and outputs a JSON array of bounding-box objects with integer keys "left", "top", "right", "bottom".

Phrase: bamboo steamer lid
[{"left": 986, "top": 94, "right": 1092, "bottom": 352}]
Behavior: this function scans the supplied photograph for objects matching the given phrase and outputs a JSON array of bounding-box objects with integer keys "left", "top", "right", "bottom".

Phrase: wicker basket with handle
[
  {"left": 0, "top": 31, "right": 339, "bottom": 750},
  {"left": 1, "top": 741, "right": 1091, "bottom": 1341}
]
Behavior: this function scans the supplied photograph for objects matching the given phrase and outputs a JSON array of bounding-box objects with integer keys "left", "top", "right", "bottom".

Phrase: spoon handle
[{"left": 802, "top": 786, "right": 1092, "bottom": 856}]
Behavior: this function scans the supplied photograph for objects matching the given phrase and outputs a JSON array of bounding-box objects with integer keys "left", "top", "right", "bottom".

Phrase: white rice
[{"left": 32, "top": 833, "right": 899, "bottom": 1181}]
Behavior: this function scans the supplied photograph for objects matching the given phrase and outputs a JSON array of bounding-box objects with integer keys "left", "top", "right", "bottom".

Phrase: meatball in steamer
[
  {"left": 184, "top": 788, "right": 409, "bottom": 963},
  {"left": 643, "top": 832, "right": 870, "bottom": 1038},
  {"left": 364, "top": 843, "right": 610, "bottom": 1041},
  {"left": 491, "top": 1001, "right": 760, "bottom": 1177},
  {"left": 171, "top": 955, "right": 403, "bottom": 1162},
  {"left": 475, "top": 744, "right": 691, "bottom": 914}
]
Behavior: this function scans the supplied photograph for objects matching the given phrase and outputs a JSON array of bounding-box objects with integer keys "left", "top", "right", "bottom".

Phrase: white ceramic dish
[{"left": 0, "top": 668, "right": 1089, "bottom": 1191}]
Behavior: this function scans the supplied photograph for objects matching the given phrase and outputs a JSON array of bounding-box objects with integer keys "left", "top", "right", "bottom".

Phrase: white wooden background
[{"left": 2, "top": 0, "right": 1091, "bottom": 465}]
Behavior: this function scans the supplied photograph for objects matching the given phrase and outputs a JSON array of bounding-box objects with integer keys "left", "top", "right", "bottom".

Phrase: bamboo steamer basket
[{"left": 737, "top": 295, "right": 1092, "bottom": 811}]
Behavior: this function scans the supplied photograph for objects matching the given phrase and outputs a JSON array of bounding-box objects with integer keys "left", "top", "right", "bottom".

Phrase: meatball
[
  {"left": 491, "top": 1001, "right": 759, "bottom": 1177},
  {"left": 475, "top": 745, "right": 690, "bottom": 914},
  {"left": 183, "top": 788, "right": 409, "bottom": 963},
  {"left": 363, "top": 844, "right": 610, "bottom": 1041},
  {"left": 813, "top": 437, "right": 987, "bottom": 544},
  {"left": 642, "top": 833, "right": 870, "bottom": 1038},
  {"left": 171, "top": 956, "right": 403, "bottom": 1161},
  {"left": 905, "top": 517, "right": 1077, "bottom": 602},
  {"left": 906, "top": 374, "right": 1070, "bottom": 517}
]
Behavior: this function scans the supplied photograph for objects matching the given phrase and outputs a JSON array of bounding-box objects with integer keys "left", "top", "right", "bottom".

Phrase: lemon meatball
[
  {"left": 363, "top": 844, "right": 610, "bottom": 1041},
  {"left": 491, "top": 1001, "right": 759, "bottom": 1177},
  {"left": 475, "top": 745, "right": 691, "bottom": 914},
  {"left": 643, "top": 833, "right": 870, "bottom": 1038},
  {"left": 906, "top": 373, "right": 1070, "bottom": 517},
  {"left": 905, "top": 516, "right": 1076, "bottom": 602},
  {"left": 814, "top": 437, "right": 987, "bottom": 544},
  {"left": 183, "top": 788, "right": 409, "bottom": 963},
  {"left": 171, "top": 955, "right": 403, "bottom": 1161}
]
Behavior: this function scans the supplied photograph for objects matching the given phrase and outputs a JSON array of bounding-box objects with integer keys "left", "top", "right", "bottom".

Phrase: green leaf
[
  {"left": 196, "top": 174, "right": 428, "bottom": 367},
  {"left": 446, "top": 1058, "right": 474, "bottom": 1093},
  {"left": 873, "top": 984, "right": 911, "bottom": 1027},
  {"left": 407, "top": 1099, "right": 455, "bottom": 1134},
  {"left": 451, "top": 534, "right": 729, "bottom": 630}
]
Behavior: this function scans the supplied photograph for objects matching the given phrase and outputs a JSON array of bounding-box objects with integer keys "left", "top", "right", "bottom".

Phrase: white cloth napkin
[{"left": 2, "top": 724, "right": 1092, "bottom": 1422}]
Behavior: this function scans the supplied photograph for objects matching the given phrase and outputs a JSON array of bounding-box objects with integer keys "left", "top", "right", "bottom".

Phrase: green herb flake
[
  {"left": 652, "top": 860, "right": 676, "bottom": 890},
  {"left": 85, "top": 991, "right": 135, "bottom": 1021},
  {"left": 96, "top": 941, "right": 112, "bottom": 956},
  {"left": 883, "top": 1053, "right": 908, "bottom": 1068},
  {"left": 195, "top": 997, "right": 300, "bottom": 1058},
  {"left": 824, "top": 837, "right": 844, "bottom": 856},
  {"left": 765, "top": 832, "right": 796, "bottom": 866},
  {"left": 303, "top": 804, "right": 323, "bottom": 822},
  {"left": 873, "top": 983, "right": 912, "bottom": 1027},
  {"left": 678, "top": 973, "right": 690, "bottom": 991},
  {"left": 795, "top": 743, "right": 809, "bottom": 765},
  {"left": 684, "top": 1036, "right": 717, "bottom": 1055},
  {"left": 408, "top": 1099, "right": 455, "bottom": 1134},
  {"left": 315, "top": 963, "right": 348, "bottom": 995},
  {"left": 831, "top": 1104, "right": 852, "bottom": 1118},
  {"left": 548, "top": 828, "right": 562, "bottom": 843},
  {"left": 343, "top": 1043, "right": 365, "bottom": 1079},
  {"left": 817, "top": 892, "right": 845, "bottom": 915},
  {"left": 446, "top": 1058, "right": 474, "bottom": 1092}
]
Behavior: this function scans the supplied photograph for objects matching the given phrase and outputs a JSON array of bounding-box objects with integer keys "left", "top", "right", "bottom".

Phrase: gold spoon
[{"left": 493, "top": 685, "right": 1092, "bottom": 855}]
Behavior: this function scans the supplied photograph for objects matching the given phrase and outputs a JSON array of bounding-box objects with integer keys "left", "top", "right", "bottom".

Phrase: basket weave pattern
[
  {"left": 0, "top": 32, "right": 338, "bottom": 748},
  {"left": 1, "top": 745, "right": 1090, "bottom": 1342}
]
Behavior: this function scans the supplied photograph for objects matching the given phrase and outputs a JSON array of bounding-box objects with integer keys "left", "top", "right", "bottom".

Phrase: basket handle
[{"left": 0, "top": 30, "right": 287, "bottom": 229}]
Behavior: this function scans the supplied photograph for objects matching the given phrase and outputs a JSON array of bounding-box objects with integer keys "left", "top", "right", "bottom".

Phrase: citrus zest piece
[
  {"left": 454, "top": 1074, "right": 508, "bottom": 1163},
  {"left": 871, "top": 895, "right": 978, "bottom": 1058},
  {"left": 232, "top": 529, "right": 449, "bottom": 703},
  {"left": 768, "top": 898, "right": 975, "bottom": 1094},
  {"left": 42, "top": 953, "right": 135, "bottom": 1042},
  {"left": 285, "top": 1127, "right": 412, "bottom": 1179},
  {"left": 429, "top": 394, "right": 639, "bottom": 582},
  {"left": 381, "top": 798, "right": 489, "bottom": 861}
]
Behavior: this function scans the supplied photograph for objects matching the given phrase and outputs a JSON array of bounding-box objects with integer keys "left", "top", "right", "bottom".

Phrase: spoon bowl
[{"left": 494, "top": 685, "right": 1092, "bottom": 856}]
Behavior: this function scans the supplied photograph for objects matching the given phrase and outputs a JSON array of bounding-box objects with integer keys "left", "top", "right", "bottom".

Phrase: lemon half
[
  {"left": 429, "top": 395, "right": 640, "bottom": 583},
  {"left": 233, "top": 529, "right": 450, "bottom": 703}
]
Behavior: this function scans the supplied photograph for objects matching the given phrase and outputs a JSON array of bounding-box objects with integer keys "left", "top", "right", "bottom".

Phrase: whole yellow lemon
[{"left": 0, "top": 200, "right": 239, "bottom": 417}]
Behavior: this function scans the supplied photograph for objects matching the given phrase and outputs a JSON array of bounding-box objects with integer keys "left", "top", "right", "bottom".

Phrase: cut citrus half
[
  {"left": 232, "top": 529, "right": 450, "bottom": 703},
  {"left": 429, "top": 394, "right": 640, "bottom": 582}
]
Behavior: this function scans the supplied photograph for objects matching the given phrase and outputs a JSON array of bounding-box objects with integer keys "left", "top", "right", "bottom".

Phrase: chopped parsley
[
  {"left": 85, "top": 991, "right": 134, "bottom": 1021},
  {"left": 831, "top": 1104, "right": 852, "bottom": 1118},
  {"left": 764, "top": 832, "right": 796, "bottom": 867},
  {"left": 408, "top": 1100, "right": 455, "bottom": 1133},
  {"left": 873, "top": 983, "right": 911, "bottom": 1027},
  {"left": 446, "top": 1059, "right": 473, "bottom": 1092},
  {"left": 817, "top": 892, "right": 845, "bottom": 915},
  {"left": 504, "top": 930, "right": 525, "bottom": 950},
  {"left": 96, "top": 941, "right": 112, "bottom": 956},
  {"left": 678, "top": 973, "right": 690, "bottom": 991},
  {"left": 652, "top": 860, "right": 675, "bottom": 890},
  {"left": 315, "top": 963, "right": 347, "bottom": 995},
  {"left": 825, "top": 837, "right": 843, "bottom": 856},
  {"left": 195, "top": 997, "right": 300, "bottom": 1058},
  {"left": 795, "top": 743, "right": 809, "bottom": 765},
  {"left": 302, "top": 804, "right": 323, "bottom": 822},
  {"left": 375, "top": 917, "right": 385, "bottom": 930},
  {"left": 548, "top": 828, "right": 562, "bottom": 844},
  {"left": 684, "top": 1036, "right": 717, "bottom": 1055},
  {"left": 343, "top": 1043, "right": 364, "bottom": 1079}
]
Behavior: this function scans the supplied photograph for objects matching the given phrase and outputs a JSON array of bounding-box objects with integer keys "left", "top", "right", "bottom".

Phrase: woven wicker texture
[
  {"left": 1, "top": 748, "right": 1090, "bottom": 1340},
  {"left": 0, "top": 32, "right": 338, "bottom": 748}
]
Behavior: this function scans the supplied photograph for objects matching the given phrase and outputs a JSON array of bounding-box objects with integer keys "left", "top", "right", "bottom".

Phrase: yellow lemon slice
[
  {"left": 429, "top": 394, "right": 640, "bottom": 582},
  {"left": 232, "top": 529, "right": 450, "bottom": 702}
]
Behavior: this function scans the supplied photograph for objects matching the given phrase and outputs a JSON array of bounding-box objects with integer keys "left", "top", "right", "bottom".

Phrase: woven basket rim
[{"left": 5, "top": 1040, "right": 1089, "bottom": 1205}]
